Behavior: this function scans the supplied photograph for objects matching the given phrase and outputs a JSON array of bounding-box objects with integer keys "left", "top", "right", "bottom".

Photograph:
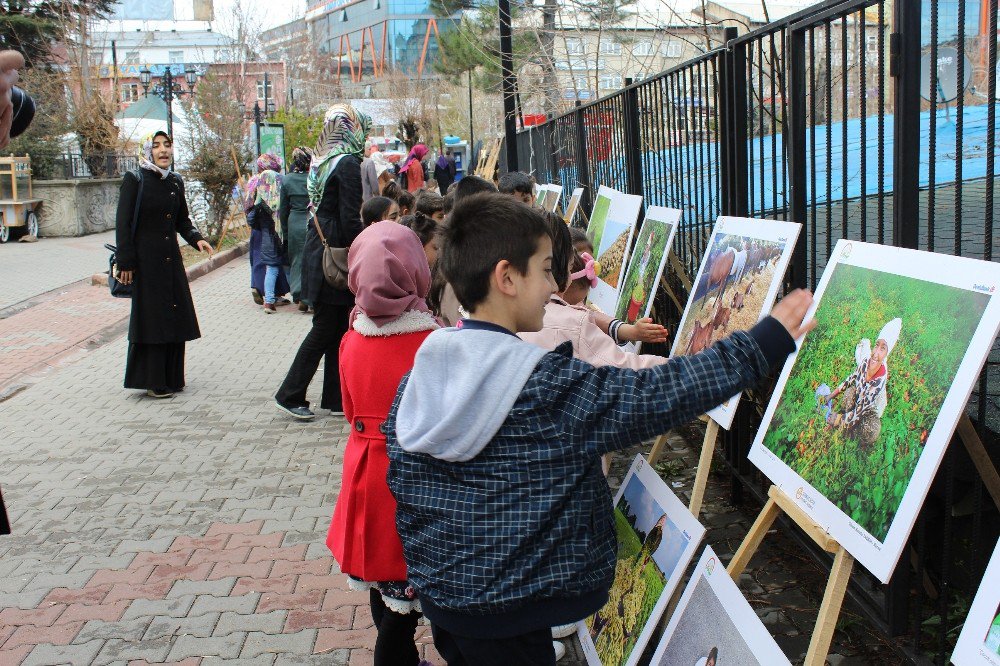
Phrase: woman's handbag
[
  {"left": 106, "top": 168, "right": 145, "bottom": 298},
  {"left": 310, "top": 210, "right": 349, "bottom": 290}
]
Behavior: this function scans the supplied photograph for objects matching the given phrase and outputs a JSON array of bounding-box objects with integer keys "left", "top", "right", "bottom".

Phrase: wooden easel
[
  {"left": 647, "top": 414, "right": 722, "bottom": 518},
  {"left": 727, "top": 485, "right": 855, "bottom": 666}
]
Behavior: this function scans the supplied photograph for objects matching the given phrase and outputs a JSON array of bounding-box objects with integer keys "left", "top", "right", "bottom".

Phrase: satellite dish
[{"left": 920, "top": 47, "right": 973, "bottom": 103}]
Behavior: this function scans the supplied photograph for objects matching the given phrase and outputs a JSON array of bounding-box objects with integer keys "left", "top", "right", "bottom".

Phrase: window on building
[
  {"left": 214, "top": 48, "right": 232, "bottom": 62},
  {"left": 124, "top": 50, "right": 140, "bottom": 64},
  {"left": 599, "top": 74, "right": 623, "bottom": 90},
  {"left": 573, "top": 76, "right": 589, "bottom": 90},
  {"left": 633, "top": 41, "right": 654, "bottom": 57},
  {"left": 600, "top": 40, "right": 622, "bottom": 55},
  {"left": 661, "top": 41, "right": 683, "bottom": 58},
  {"left": 373, "top": 0, "right": 381, "bottom": 8},
  {"left": 168, "top": 50, "right": 184, "bottom": 64},
  {"left": 120, "top": 83, "right": 140, "bottom": 103},
  {"left": 565, "top": 38, "right": 584, "bottom": 55},
  {"left": 257, "top": 79, "right": 273, "bottom": 101},
  {"left": 340, "top": 9, "right": 348, "bottom": 21}
]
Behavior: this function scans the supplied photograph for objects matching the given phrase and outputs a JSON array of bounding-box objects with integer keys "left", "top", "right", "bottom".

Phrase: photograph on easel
[
  {"left": 613, "top": 207, "right": 681, "bottom": 329},
  {"left": 668, "top": 216, "right": 801, "bottom": 429},
  {"left": 952, "top": 539, "right": 1000, "bottom": 666},
  {"left": 649, "top": 546, "right": 791, "bottom": 666},
  {"left": 543, "top": 185, "right": 563, "bottom": 213},
  {"left": 749, "top": 240, "right": 1000, "bottom": 583},
  {"left": 564, "top": 186, "right": 585, "bottom": 225},
  {"left": 578, "top": 455, "right": 705, "bottom": 666},
  {"left": 585, "top": 186, "right": 643, "bottom": 314}
]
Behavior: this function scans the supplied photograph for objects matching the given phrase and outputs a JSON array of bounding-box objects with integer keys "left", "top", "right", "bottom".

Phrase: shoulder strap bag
[
  {"left": 107, "top": 168, "right": 144, "bottom": 298},
  {"left": 310, "top": 209, "right": 349, "bottom": 291}
]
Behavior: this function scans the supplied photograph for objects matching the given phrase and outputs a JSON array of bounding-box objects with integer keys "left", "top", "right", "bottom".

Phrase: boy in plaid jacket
[{"left": 385, "top": 193, "right": 815, "bottom": 665}]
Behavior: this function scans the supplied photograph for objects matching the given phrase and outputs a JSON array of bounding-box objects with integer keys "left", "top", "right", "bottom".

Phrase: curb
[{"left": 91, "top": 240, "right": 249, "bottom": 287}]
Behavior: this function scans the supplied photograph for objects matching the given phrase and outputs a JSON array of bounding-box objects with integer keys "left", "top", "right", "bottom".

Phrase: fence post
[
  {"left": 719, "top": 28, "right": 748, "bottom": 217},
  {"left": 787, "top": 25, "right": 808, "bottom": 289},
  {"left": 574, "top": 101, "right": 593, "bottom": 215},
  {"left": 891, "top": 0, "right": 921, "bottom": 249},
  {"left": 623, "top": 78, "right": 644, "bottom": 201}
]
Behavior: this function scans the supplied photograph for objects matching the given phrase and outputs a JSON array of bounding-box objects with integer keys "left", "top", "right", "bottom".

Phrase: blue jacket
[{"left": 386, "top": 317, "right": 793, "bottom": 638}]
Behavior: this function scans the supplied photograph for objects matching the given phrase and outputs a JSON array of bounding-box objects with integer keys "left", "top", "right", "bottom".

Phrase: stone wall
[{"left": 32, "top": 178, "right": 122, "bottom": 237}]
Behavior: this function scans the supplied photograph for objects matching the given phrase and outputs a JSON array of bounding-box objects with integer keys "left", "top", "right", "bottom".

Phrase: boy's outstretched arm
[{"left": 536, "top": 289, "right": 815, "bottom": 457}]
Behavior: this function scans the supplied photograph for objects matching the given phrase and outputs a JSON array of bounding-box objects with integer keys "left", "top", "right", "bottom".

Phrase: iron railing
[
  {"left": 509, "top": 0, "right": 999, "bottom": 663},
  {"left": 48, "top": 153, "right": 140, "bottom": 180}
]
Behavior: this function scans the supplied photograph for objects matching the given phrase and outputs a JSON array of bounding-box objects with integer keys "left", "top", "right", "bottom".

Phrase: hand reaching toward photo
[
  {"left": 620, "top": 318, "right": 669, "bottom": 344},
  {"left": 770, "top": 288, "right": 816, "bottom": 341}
]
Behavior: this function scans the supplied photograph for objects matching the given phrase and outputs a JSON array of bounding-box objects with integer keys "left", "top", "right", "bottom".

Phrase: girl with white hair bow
[{"left": 818, "top": 317, "right": 902, "bottom": 448}]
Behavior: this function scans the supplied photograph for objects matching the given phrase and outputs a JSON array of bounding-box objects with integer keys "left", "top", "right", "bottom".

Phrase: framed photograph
[
  {"left": 565, "top": 186, "right": 585, "bottom": 225},
  {"left": 586, "top": 185, "right": 643, "bottom": 314},
  {"left": 668, "top": 217, "right": 801, "bottom": 429},
  {"left": 543, "top": 185, "right": 564, "bottom": 213},
  {"left": 534, "top": 184, "right": 547, "bottom": 207},
  {"left": 953, "top": 539, "right": 1000, "bottom": 665},
  {"left": 258, "top": 124, "right": 286, "bottom": 170},
  {"left": 613, "top": 207, "right": 682, "bottom": 347},
  {"left": 748, "top": 240, "right": 1000, "bottom": 583},
  {"left": 649, "top": 546, "right": 791, "bottom": 666},
  {"left": 578, "top": 455, "right": 705, "bottom": 666}
]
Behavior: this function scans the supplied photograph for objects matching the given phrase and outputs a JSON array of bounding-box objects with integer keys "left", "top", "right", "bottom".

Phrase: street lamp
[
  {"left": 240, "top": 74, "right": 278, "bottom": 159},
  {"left": 139, "top": 65, "right": 199, "bottom": 167}
]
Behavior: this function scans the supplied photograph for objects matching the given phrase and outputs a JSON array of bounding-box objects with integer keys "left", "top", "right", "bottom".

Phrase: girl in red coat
[{"left": 327, "top": 220, "right": 438, "bottom": 666}]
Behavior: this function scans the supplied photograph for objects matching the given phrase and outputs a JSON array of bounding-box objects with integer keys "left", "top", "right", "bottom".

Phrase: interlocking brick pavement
[{"left": 0, "top": 230, "right": 115, "bottom": 311}]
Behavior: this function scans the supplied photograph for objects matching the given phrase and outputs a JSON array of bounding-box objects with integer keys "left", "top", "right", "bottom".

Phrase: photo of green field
[
  {"left": 587, "top": 194, "right": 612, "bottom": 252},
  {"left": 761, "top": 263, "right": 990, "bottom": 541},
  {"left": 614, "top": 218, "right": 675, "bottom": 324}
]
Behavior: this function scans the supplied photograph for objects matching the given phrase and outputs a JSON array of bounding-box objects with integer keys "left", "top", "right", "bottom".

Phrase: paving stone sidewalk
[
  {"left": 0, "top": 256, "right": 899, "bottom": 665},
  {"left": 0, "top": 231, "right": 115, "bottom": 311}
]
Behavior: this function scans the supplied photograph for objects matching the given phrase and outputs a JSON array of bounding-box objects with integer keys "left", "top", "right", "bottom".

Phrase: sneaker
[
  {"left": 263, "top": 303, "right": 276, "bottom": 314},
  {"left": 146, "top": 388, "right": 174, "bottom": 398},
  {"left": 251, "top": 288, "right": 263, "bottom": 305},
  {"left": 553, "top": 641, "right": 567, "bottom": 662},
  {"left": 275, "top": 400, "right": 315, "bottom": 420},
  {"left": 298, "top": 301, "right": 309, "bottom": 312},
  {"left": 551, "top": 623, "right": 577, "bottom": 639},
  {"left": 275, "top": 297, "right": 291, "bottom": 306}
]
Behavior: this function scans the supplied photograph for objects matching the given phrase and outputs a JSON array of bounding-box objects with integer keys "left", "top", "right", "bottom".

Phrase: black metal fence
[
  {"left": 509, "top": 0, "right": 999, "bottom": 663},
  {"left": 46, "top": 152, "right": 140, "bottom": 180}
]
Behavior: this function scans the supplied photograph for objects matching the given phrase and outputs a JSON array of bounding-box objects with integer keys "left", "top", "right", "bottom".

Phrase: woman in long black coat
[
  {"left": 274, "top": 105, "right": 370, "bottom": 420},
  {"left": 115, "top": 131, "right": 214, "bottom": 398}
]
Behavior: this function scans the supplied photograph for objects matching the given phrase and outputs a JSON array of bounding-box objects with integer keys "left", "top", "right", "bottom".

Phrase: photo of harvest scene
[
  {"left": 674, "top": 233, "right": 787, "bottom": 358},
  {"left": 762, "top": 263, "right": 990, "bottom": 541},
  {"left": 614, "top": 217, "right": 675, "bottom": 324},
  {"left": 585, "top": 474, "right": 686, "bottom": 666}
]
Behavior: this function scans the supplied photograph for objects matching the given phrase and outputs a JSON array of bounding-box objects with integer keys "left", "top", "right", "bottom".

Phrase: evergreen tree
[{"left": 0, "top": 0, "right": 115, "bottom": 67}]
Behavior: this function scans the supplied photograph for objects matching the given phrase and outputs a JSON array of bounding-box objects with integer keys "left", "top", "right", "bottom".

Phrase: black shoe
[
  {"left": 275, "top": 400, "right": 315, "bottom": 420},
  {"left": 251, "top": 288, "right": 264, "bottom": 305}
]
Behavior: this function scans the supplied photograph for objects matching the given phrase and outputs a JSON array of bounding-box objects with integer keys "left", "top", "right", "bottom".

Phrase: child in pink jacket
[{"left": 519, "top": 219, "right": 670, "bottom": 371}]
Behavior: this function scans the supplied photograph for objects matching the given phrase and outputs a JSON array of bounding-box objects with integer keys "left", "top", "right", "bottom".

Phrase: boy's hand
[
  {"left": 770, "top": 289, "right": 816, "bottom": 340},
  {"left": 621, "top": 318, "right": 669, "bottom": 344}
]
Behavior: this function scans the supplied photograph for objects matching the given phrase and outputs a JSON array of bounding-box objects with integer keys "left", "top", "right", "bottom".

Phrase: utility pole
[
  {"left": 498, "top": 0, "right": 518, "bottom": 171},
  {"left": 467, "top": 69, "right": 474, "bottom": 156}
]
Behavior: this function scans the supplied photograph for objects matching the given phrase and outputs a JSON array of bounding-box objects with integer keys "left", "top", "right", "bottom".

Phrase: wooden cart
[{"left": 0, "top": 156, "right": 42, "bottom": 243}]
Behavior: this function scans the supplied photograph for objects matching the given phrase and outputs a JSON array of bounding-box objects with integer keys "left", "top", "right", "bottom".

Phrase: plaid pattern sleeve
[{"left": 529, "top": 330, "right": 770, "bottom": 457}]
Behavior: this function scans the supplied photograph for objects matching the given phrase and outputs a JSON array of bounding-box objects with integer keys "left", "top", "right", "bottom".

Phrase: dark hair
[
  {"left": 452, "top": 175, "right": 498, "bottom": 203},
  {"left": 542, "top": 212, "right": 572, "bottom": 291},
  {"left": 381, "top": 180, "right": 402, "bottom": 201},
  {"left": 498, "top": 171, "right": 534, "bottom": 195},
  {"left": 415, "top": 191, "right": 444, "bottom": 217},
  {"left": 442, "top": 190, "right": 455, "bottom": 216},
  {"left": 399, "top": 211, "right": 439, "bottom": 247},
  {"left": 397, "top": 190, "right": 415, "bottom": 214},
  {"left": 361, "top": 196, "right": 395, "bottom": 227},
  {"left": 441, "top": 192, "right": 551, "bottom": 310},
  {"left": 569, "top": 226, "right": 593, "bottom": 253}
]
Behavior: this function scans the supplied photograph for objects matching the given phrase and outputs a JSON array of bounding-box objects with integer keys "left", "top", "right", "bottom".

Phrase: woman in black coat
[
  {"left": 275, "top": 105, "right": 370, "bottom": 420},
  {"left": 115, "top": 131, "right": 214, "bottom": 398}
]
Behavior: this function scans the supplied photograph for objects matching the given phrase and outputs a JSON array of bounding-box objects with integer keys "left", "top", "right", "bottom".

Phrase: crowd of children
[{"left": 300, "top": 156, "right": 817, "bottom": 665}]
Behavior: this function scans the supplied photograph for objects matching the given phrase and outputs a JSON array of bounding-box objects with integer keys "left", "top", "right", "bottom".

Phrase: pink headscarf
[
  {"left": 348, "top": 220, "right": 433, "bottom": 326},
  {"left": 399, "top": 143, "right": 428, "bottom": 174}
]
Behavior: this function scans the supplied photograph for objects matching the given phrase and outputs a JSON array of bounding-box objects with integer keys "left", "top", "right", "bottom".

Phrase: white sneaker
[
  {"left": 551, "top": 623, "right": 577, "bottom": 639},
  {"left": 553, "top": 641, "right": 567, "bottom": 661}
]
